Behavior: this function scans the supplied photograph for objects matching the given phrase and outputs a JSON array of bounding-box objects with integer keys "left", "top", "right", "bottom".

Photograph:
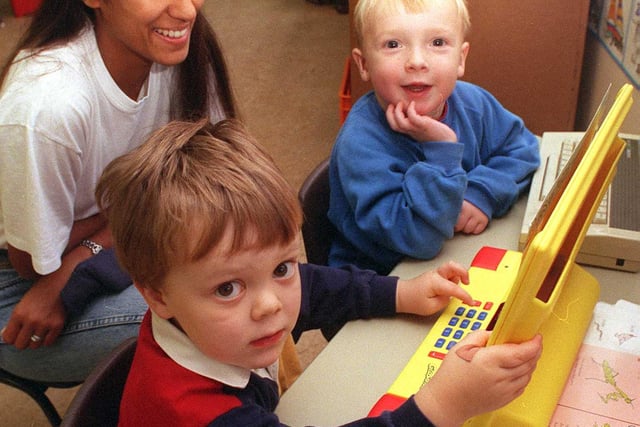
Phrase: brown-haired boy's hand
[
  {"left": 386, "top": 101, "right": 457, "bottom": 143},
  {"left": 415, "top": 331, "right": 543, "bottom": 427},
  {"left": 396, "top": 261, "right": 473, "bottom": 316}
]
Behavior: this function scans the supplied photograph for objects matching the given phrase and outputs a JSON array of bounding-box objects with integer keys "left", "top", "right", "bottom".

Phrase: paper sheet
[{"left": 550, "top": 300, "right": 640, "bottom": 427}]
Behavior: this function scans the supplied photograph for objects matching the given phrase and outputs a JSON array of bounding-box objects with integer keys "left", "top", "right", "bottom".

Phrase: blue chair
[{"left": 298, "top": 157, "right": 335, "bottom": 266}]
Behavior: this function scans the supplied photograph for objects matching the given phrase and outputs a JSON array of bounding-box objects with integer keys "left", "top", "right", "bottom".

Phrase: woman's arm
[
  {"left": 3, "top": 217, "right": 112, "bottom": 348},
  {"left": 3, "top": 243, "right": 89, "bottom": 348},
  {"left": 66, "top": 213, "right": 111, "bottom": 254},
  {"left": 8, "top": 213, "right": 111, "bottom": 279}
]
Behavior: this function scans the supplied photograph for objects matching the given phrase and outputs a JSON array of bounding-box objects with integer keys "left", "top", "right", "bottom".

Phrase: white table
[{"left": 275, "top": 198, "right": 640, "bottom": 426}]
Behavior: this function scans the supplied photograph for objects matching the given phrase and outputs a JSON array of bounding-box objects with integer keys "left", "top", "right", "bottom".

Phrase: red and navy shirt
[{"left": 118, "top": 263, "right": 432, "bottom": 426}]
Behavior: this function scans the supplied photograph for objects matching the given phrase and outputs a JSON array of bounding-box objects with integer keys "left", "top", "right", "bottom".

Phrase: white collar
[{"left": 150, "top": 312, "right": 278, "bottom": 388}]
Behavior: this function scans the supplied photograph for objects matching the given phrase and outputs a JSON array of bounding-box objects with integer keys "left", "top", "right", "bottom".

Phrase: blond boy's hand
[
  {"left": 386, "top": 101, "right": 457, "bottom": 143},
  {"left": 415, "top": 331, "right": 543, "bottom": 427},
  {"left": 455, "top": 200, "right": 489, "bottom": 234},
  {"left": 396, "top": 261, "right": 473, "bottom": 316}
]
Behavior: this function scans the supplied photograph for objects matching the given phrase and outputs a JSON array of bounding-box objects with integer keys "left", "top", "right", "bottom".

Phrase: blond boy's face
[
  {"left": 353, "top": 0, "right": 469, "bottom": 118},
  {"left": 139, "top": 225, "right": 303, "bottom": 370}
]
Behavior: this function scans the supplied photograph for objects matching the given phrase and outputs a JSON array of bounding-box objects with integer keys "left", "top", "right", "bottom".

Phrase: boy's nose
[
  {"left": 251, "top": 287, "right": 283, "bottom": 319},
  {"left": 405, "top": 48, "right": 429, "bottom": 72}
]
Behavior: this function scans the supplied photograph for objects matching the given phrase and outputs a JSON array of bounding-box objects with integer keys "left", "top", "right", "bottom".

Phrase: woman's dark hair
[
  {"left": 0, "top": 0, "right": 237, "bottom": 120},
  {"left": 178, "top": 13, "right": 237, "bottom": 120}
]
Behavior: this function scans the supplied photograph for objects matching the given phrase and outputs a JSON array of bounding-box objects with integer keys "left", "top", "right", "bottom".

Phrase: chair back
[
  {"left": 0, "top": 369, "right": 80, "bottom": 426},
  {"left": 60, "top": 337, "right": 137, "bottom": 427},
  {"left": 298, "top": 157, "right": 335, "bottom": 265}
]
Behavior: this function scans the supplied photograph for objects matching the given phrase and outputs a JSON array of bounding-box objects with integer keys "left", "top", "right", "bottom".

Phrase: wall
[
  {"left": 347, "top": 0, "right": 590, "bottom": 136},
  {"left": 347, "top": 0, "right": 639, "bottom": 135},
  {"left": 576, "top": 32, "right": 640, "bottom": 134}
]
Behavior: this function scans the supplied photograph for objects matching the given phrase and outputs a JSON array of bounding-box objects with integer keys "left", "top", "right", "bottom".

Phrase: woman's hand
[
  {"left": 2, "top": 273, "right": 68, "bottom": 349},
  {"left": 3, "top": 215, "right": 112, "bottom": 349}
]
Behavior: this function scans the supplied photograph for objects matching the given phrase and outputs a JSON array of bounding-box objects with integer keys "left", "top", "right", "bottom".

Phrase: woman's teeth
[{"left": 155, "top": 28, "right": 187, "bottom": 39}]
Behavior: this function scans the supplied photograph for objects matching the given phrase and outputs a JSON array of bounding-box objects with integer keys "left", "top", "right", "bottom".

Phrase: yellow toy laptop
[{"left": 368, "top": 84, "right": 634, "bottom": 425}]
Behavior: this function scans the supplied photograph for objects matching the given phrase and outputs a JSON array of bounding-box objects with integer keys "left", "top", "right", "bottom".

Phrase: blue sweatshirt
[{"left": 328, "top": 81, "right": 540, "bottom": 274}]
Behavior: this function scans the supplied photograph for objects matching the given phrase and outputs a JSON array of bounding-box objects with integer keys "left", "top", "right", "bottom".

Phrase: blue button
[
  {"left": 435, "top": 338, "right": 446, "bottom": 348},
  {"left": 472, "top": 322, "right": 482, "bottom": 330},
  {"left": 455, "top": 307, "right": 465, "bottom": 316},
  {"left": 460, "top": 319, "right": 470, "bottom": 329},
  {"left": 447, "top": 341, "right": 457, "bottom": 350},
  {"left": 478, "top": 312, "right": 488, "bottom": 320},
  {"left": 449, "top": 317, "right": 459, "bottom": 326},
  {"left": 454, "top": 330, "right": 464, "bottom": 339},
  {"left": 442, "top": 327, "right": 452, "bottom": 337},
  {"left": 466, "top": 309, "right": 477, "bottom": 318}
]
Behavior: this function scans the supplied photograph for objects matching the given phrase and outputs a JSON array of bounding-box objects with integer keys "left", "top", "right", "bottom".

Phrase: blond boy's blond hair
[{"left": 353, "top": 0, "right": 471, "bottom": 46}]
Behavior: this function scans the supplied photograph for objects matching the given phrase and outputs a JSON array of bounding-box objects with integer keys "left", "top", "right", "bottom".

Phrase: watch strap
[{"left": 81, "top": 239, "right": 103, "bottom": 255}]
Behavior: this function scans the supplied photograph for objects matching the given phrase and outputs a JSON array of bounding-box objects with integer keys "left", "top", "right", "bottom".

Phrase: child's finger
[
  {"left": 453, "top": 330, "right": 491, "bottom": 361},
  {"left": 437, "top": 260, "right": 470, "bottom": 284},
  {"left": 446, "top": 280, "right": 473, "bottom": 304},
  {"left": 494, "top": 334, "right": 543, "bottom": 369},
  {"left": 385, "top": 103, "right": 406, "bottom": 131},
  {"left": 426, "top": 275, "right": 473, "bottom": 307}
]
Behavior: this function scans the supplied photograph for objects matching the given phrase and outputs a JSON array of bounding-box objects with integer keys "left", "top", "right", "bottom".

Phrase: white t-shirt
[{"left": 0, "top": 26, "right": 180, "bottom": 274}]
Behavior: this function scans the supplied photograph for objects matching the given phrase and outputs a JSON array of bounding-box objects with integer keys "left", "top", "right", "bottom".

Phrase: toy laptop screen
[
  {"left": 524, "top": 85, "right": 612, "bottom": 250},
  {"left": 487, "top": 83, "right": 632, "bottom": 346}
]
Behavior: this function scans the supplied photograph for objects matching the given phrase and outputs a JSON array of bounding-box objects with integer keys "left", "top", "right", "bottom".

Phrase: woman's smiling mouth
[{"left": 154, "top": 28, "right": 188, "bottom": 39}]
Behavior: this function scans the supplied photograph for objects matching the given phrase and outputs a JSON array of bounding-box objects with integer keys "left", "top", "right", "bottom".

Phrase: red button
[{"left": 428, "top": 351, "right": 446, "bottom": 360}]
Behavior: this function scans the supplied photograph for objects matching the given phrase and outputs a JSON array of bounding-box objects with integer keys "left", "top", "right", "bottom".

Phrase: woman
[{"left": 0, "top": 0, "right": 236, "bottom": 382}]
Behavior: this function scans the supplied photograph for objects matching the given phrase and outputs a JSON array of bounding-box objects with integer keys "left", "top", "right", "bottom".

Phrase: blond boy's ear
[
  {"left": 351, "top": 47, "right": 370, "bottom": 82},
  {"left": 134, "top": 283, "right": 173, "bottom": 319},
  {"left": 457, "top": 41, "right": 470, "bottom": 79}
]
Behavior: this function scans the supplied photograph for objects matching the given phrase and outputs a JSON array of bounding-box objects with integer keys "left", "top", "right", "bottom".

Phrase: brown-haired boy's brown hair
[{"left": 96, "top": 119, "right": 302, "bottom": 288}]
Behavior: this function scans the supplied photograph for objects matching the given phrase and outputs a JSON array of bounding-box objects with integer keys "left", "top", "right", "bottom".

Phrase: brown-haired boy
[{"left": 97, "top": 119, "right": 541, "bottom": 426}]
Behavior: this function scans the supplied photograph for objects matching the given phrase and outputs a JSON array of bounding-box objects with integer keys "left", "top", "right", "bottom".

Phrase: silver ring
[{"left": 30, "top": 334, "right": 42, "bottom": 343}]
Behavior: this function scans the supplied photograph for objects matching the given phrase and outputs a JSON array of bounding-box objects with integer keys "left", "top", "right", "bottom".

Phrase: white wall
[{"left": 576, "top": 32, "right": 640, "bottom": 134}]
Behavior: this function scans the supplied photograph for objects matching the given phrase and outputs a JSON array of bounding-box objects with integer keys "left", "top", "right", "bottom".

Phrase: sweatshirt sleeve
[
  {"left": 292, "top": 263, "right": 397, "bottom": 341},
  {"left": 448, "top": 83, "right": 540, "bottom": 220},
  {"left": 328, "top": 94, "right": 468, "bottom": 267},
  {"left": 60, "top": 248, "right": 133, "bottom": 316},
  {"left": 209, "top": 396, "right": 433, "bottom": 427},
  {"left": 340, "top": 398, "right": 435, "bottom": 427}
]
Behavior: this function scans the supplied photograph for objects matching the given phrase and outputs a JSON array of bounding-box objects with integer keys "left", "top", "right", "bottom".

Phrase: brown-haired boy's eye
[
  {"left": 274, "top": 263, "right": 288, "bottom": 277},
  {"left": 215, "top": 281, "right": 241, "bottom": 298},
  {"left": 274, "top": 262, "right": 295, "bottom": 279}
]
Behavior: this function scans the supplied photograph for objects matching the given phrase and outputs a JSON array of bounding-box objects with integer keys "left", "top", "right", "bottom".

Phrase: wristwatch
[{"left": 81, "top": 239, "right": 103, "bottom": 255}]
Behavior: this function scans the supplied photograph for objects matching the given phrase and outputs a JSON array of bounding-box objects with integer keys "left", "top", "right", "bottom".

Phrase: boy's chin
[
  {"left": 416, "top": 104, "right": 445, "bottom": 120},
  {"left": 249, "top": 347, "right": 284, "bottom": 370}
]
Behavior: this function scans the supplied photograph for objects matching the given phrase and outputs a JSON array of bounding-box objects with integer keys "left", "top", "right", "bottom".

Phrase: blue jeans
[{"left": 0, "top": 251, "right": 146, "bottom": 382}]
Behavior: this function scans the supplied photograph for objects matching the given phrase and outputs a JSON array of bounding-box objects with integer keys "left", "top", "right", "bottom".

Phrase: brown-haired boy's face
[{"left": 137, "top": 223, "right": 303, "bottom": 369}]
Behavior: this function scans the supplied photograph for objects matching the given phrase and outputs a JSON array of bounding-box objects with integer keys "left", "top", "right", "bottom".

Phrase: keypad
[{"left": 428, "top": 301, "right": 493, "bottom": 360}]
